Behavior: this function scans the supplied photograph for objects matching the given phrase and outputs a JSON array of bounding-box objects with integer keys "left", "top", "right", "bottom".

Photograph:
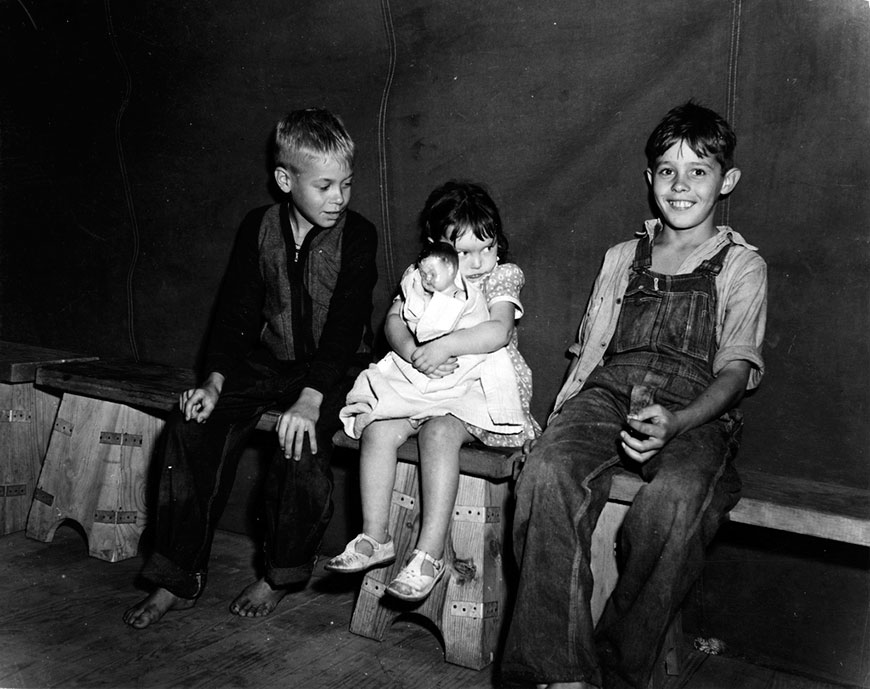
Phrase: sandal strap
[
  {"left": 409, "top": 549, "right": 444, "bottom": 572},
  {"left": 355, "top": 533, "right": 379, "bottom": 549}
]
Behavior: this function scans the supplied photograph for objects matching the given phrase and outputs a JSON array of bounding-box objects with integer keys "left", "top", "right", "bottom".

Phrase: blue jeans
[
  {"left": 501, "top": 360, "right": 742, "bottom": 688},
  {"left": 140, "top": 349, "right": 359, "bottom": 598}
]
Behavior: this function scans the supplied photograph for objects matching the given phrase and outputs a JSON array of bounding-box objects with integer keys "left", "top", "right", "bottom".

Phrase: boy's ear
[
  {"left": 274, "top": 167, "right": 293, "bottom": 194},
  {"left": 644, "top": 168, "right": 653, "bottom": 187},
  {"left": 720, "top": 167, "right": 741, "bottom": 196}
]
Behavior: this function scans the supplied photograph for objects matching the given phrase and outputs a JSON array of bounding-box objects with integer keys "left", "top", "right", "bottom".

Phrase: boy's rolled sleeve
[{"left": 713, "top": 250, "right": 768, "bottom": 389}]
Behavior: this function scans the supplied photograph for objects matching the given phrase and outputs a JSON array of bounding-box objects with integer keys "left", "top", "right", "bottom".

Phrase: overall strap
[
  {"left": 630, "top": 236, "right": 653, "bottom": 272},
  {"left": 697, "top": 241, "right": 734, "bottom": 276}
]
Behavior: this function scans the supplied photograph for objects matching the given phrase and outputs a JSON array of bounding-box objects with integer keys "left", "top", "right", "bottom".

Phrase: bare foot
[
  {"left": 123, "top": 587, "right": 195, "bottom": 629},
  {"left": 229, "top": 578, "right": 289, "bottom": 617}
]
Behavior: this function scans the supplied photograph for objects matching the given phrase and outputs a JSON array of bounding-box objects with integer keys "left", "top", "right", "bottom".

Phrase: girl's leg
[
  {"left": 325, "top": 418, "right": 416, "bottom": 573},
  {"left": 359, "top": 418, "right": 416, "bottom": 541},
  {"left": 385, "top": 415, "right": 474, "bottom": 602},
  {"left": 414, "top": 415, "right": 474, "bottom": 559}
]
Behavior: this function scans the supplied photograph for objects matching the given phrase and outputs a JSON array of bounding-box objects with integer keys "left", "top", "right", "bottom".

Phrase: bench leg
[
  {"left": 349, "top": 461, "right": 422, "bottom": 640},
  {"left": 348, "top": 461, "right": 510, "bottom": 670},
  {"left": 26, "top": 394, "right": 163, "bottom": 562},
  {"left": 0, "top": 381, "right": 59, "bottom": 535},
  {"left": 591, "top": 500, "right": 686, "bottom": 689},
  {"left": 440, "top": 473, "right": 508, "bottom": 669}
]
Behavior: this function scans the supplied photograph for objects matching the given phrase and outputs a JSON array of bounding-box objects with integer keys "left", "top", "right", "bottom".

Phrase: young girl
[
  {"left": 326, "top": 180, "right": 540, "bottom": 601},
  {"left": 338, "top": 241, "right": 525, "bottom": 436}
]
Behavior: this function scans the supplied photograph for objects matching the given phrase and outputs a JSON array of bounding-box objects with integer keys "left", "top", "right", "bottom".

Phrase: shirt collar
[{"left": 641, "top": 219, "right": 758, "bottom": 252}]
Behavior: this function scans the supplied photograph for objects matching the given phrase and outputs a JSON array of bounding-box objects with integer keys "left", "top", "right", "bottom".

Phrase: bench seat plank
[
  {"left": 34, "top": 359, "right": 870, "bottom": 546},
  {"left": 36, "top": 360, "right": 195, "bottom": 412},
  {"left": 0, "top": 341, "right": 97, "bottom": 383},
  {"left": 609, "top": 469, "right": 870, "bottom": 547},
  {"left": 331, "top": 432, "right": 516, "bottom": 481},
  {"left": 36, "top": 360, "right": 281, "bottom": 432}
]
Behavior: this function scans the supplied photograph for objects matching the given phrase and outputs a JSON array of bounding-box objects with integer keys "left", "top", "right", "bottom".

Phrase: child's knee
[
  {"left": 417, "top": 415, "right": 466, "bottom": 447},
  {"left": 361, "top": 419, "right": 411, "bottom": 449}
]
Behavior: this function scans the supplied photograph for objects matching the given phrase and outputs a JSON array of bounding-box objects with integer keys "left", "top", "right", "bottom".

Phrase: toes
[
  {"left": 124, "top": 605, "right": 155, "bottom": 629},
  {"left": 230, "top": 579, "right": 287, "bottom": 618},
  {"left": 253, "top": 603, "right": 274, "bottom": 617}
]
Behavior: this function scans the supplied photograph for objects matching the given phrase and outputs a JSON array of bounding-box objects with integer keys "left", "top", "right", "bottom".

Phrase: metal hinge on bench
[
  {"left": 1, "top": 409, "right": 32, "bottom": 423},
  {"left": 53, "top": 418, "right": 74, "bottom": 436},
  {"left": 34, "top": 487, "right": 54, "bottom": 506},
  {"left": 453, "top": 505, "right": 501, "bottom": 523},
  {"left": 449, "top": 600, "right": 499, "bottom": 619},
  {"left": 0, "top": 484, "right": 27, "bottom": 497},
  {"left": 93, "top": 510, "right": 138, "bottom": 524},
  {"left": 391, "top": 489, "right": 415, "bottom": 510},
  {"left": 99, "top": 432, "right": 143, "bottom": 447}
]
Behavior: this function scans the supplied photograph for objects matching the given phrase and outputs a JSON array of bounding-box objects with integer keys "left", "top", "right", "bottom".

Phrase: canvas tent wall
[{"left": 1, "top": 1, "right": 868, "bottom": 684}]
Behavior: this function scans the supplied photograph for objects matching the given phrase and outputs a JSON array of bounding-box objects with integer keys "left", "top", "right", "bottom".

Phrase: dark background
[{"left": 2, "top": 1, "right": 868, "bottom": 685}]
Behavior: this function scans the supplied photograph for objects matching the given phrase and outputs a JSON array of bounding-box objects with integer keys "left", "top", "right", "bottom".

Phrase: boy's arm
[
  {"left": 279, "top": 213, "right": 378, "bottom": 460},
  {"left": 621, "top": 359, "right": 750, "bottom": 463},
  {"left": 203, "top": 207, "right": 269, "bottom": 379}
]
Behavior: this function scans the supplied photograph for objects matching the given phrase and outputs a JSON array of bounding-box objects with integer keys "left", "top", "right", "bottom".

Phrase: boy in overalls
[{"left": 501, "top": 101, "right": 768, "bottom": 688}]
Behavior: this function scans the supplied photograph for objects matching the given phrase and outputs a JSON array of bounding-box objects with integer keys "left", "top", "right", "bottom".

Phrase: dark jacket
[{"left": 204, "top": 202, "right": 378, "bottom": 395}]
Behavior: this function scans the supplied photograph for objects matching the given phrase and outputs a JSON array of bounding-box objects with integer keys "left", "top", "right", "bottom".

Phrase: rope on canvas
[
  {"left": 723, "top": 0, "right": 743, "bottom": 229},
  {"left": 378, "top": 0, "right": 399, "bottom": 291},
  {"left": 105, "top": 0, "right": 142, "bottom": 362}
]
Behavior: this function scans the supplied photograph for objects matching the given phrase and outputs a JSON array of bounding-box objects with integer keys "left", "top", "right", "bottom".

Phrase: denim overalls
[{"left": 503, "top": 238, "right": 743, "bottom": 689}]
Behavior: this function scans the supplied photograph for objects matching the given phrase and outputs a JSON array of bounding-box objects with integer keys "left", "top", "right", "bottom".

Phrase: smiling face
[
  {"left": 274, "top": 152, "right": 353, "bottom": 231},
  {"left": 448, "top": 226, "right": 499, "bottom": 281},
  {"left": 646, "top": 140, "right": 740, "bottom": 235}
]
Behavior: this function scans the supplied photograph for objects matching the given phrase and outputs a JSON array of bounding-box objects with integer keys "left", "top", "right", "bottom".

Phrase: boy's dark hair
[
  {"left": 645, "top": 101, "right": 737, "bottom": 172},
  {"left": 416, "top": 241, "right": 459, "bottom": 271},
  {"left": 419, "top": 180, "right": 510, "bottom": 261},
  {"left": 273, "top": 108, "right": 355, "bottom": 172}
]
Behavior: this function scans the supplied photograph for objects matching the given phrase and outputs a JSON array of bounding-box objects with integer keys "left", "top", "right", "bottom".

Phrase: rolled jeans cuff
[
  {"left": 265, "top": 554, "right": 318, "bottom": 588},
  {"left": 141, "top": 551, "right": 206, "bottom": 600}
]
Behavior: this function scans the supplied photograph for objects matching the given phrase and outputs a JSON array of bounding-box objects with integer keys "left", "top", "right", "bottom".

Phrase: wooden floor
[{"left": 0, "top": 526, "right": 851, "bottom": 689}]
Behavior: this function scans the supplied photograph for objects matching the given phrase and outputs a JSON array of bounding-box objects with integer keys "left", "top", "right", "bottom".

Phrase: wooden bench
[
  {"left": 593, "top": 466, "right": 870, "bottom": 688},
  {"left": 26, "top": 359, "right": 281, "bottom": 562},
  {"left": 25, "top": 358, "right": 870, "bottom": 682},
  {"left": 332, "top": 431, "right": 870, "bottom": 682},
  {"left": 331, "top": 431, "right": 517, "bottom": 671},
  {"left": 0, "top": 342, "right": 97, "bottom": 535}
]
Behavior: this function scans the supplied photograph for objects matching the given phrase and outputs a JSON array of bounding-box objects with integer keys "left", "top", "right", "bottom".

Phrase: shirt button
[{"left": 616, "top": 298, "right": 622, "bottom": 304}]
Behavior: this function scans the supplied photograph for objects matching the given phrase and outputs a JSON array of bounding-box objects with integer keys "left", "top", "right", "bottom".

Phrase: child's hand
[
  {"left": 410, "top": 339, "right": 456, "bottom": 376},
  {"left": 620, "top": 404, "right": 681, "bottom": 463},
  {"left": 277, "top": 387, "right": 323, "bottom": 461},
  {"left": 179, "top": 385, "right": 220, "bottom": 423},
  {"left": 427, "top": 358, "right": 460, "bottom": 378}
]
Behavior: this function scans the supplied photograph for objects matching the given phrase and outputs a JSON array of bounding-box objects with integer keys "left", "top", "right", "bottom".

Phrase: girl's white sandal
[
  {"left": 386, "top": 549, "right": 445, "bottom": 601},
  {"left": 324, "top": 533, "right": 395, "bottom": 573}
]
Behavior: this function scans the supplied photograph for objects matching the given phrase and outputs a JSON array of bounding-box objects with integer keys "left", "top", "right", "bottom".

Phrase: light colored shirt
[{"left": 551, "top": 221, "right": 767, "bottom": 421}]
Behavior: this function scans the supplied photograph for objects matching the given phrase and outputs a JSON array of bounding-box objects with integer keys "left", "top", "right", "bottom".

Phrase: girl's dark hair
[
  {"left": 645, "top": 100, "right": 737, "bottom": 172},
  {"left": 419, "top": 180, "right": 510, "bottom": 261}
]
